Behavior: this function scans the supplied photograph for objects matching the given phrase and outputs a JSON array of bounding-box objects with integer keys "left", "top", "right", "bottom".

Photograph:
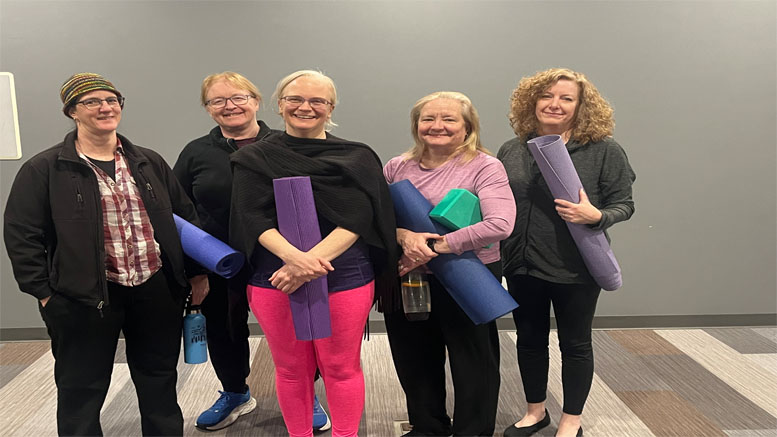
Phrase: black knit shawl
[{"left": 229, "top": 132, "right": 400, "bottom": 312}]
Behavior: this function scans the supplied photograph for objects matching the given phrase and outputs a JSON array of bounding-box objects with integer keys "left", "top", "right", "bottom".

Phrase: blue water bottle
[{"left": 183, "top": 304, "right": 208, "bottom": 364}]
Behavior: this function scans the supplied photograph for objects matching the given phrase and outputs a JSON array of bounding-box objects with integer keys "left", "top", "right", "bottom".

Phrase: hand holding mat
[
  {"left": 173, "top": 214, "right": 245, "bottom": 279},
  {"left": 389, "top": 179, "right": 518, "bottom": 324},
  {"left": 273, "top": 176, "right": 332, "bottom": 341},
  {"left": 526, "top": 134, "right": 622, "bottom": 291}
]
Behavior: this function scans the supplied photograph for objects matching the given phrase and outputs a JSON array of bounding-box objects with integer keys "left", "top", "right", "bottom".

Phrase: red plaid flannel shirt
[{"left": 79, "top": 143, "right": 162, "bottom": 286}]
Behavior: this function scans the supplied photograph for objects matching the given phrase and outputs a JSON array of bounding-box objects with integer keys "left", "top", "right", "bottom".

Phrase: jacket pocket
[{"left": 51, "top": 175, "right": 88, "bottom": 220}]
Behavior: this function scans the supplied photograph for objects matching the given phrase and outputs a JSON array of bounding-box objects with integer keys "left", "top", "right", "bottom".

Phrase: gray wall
[{"left": 1, "top": 0, "right": 775, "bottom": 331}]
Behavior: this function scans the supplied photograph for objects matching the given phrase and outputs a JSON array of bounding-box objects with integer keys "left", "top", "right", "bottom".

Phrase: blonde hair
[
  {"left": 273, "top": 70, "right": 338, "bottom": 130},
  {"left": 508, "top": 68, "right": 614, "bottom": 145},
  {"left": 200, "top": 71, "right": 262, "bottom": 106},
  {"left": 405, "top": 91, "right": 491, "bottom": 163}
]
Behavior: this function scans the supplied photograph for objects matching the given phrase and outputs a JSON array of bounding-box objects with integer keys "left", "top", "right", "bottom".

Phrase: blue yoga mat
[
  {"left": 527, "top": 134, "right": 622, "bottom": 291},
  {"left": 389, "top": 179, "right": 518, "bottom": 324},
  {"left": 173, "top": 214, "right": 245, "bottom": 279},
  {"left": 273, "top": 176, "right": 331, "bottom": 341}
]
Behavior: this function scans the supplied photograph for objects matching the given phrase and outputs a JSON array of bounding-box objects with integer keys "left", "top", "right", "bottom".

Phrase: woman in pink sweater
[{"left": 383, "top": 91, "right": 516, "bottom": 436}]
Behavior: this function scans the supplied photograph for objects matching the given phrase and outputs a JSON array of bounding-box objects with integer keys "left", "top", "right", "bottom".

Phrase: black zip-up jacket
[
  {"left": 3, "top": 130, "right": 202, "bottom": 309},
  {"left": 173, "top": 120, "right": 277, "bottom": 243}
]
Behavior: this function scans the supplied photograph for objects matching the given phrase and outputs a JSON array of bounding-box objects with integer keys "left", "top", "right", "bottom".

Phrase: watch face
[{"left": 427, "top": 238, "right": 436, "bottom": 253}]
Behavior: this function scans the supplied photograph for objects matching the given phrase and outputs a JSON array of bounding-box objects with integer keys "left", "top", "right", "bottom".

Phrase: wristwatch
[{"left": 426, "top": 238, "right": 437, "bottom": 254}]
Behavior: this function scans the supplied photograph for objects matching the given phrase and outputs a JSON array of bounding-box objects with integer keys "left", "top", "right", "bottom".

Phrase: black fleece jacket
[
  {"left": 4, "top": 130, "right": 201, "bottom": 309},
  {"left": 173, "top": 120, "right": 277, "bottom": 243}
]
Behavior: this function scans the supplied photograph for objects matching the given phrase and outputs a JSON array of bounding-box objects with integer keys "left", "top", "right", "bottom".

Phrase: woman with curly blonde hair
[{"left": 498, "top": 68, "right": 635, "bottom": 437}]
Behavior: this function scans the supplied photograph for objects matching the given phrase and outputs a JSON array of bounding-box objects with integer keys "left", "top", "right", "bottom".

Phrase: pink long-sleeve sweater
[{"left": 383, "top": 151, "right": 516, "bottom": 264}]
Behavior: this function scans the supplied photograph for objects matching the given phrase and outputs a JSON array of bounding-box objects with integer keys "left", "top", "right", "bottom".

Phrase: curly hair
[
  {"left": 404, "top": 91, "right": 491, "bottom": 164},
  {"left": 508, "top": 68, "right": 614, "bottom": 145}
]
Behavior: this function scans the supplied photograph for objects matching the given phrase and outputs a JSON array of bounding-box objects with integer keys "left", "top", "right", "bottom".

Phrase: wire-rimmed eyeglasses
[{"left": 205, "top": 95, "right": 254, "bottom": 108}]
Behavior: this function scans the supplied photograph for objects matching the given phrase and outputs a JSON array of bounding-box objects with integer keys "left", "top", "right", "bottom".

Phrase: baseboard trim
[{"left": 2, "top": 313, "right": 774, "bottom": 342}]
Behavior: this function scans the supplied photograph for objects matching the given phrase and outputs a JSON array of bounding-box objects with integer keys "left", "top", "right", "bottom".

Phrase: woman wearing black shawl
[{"left": 230, "top": 70, "right": 398, "bottom": 437}]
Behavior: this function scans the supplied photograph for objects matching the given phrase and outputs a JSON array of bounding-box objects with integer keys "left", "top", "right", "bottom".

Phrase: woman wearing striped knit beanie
[{"left": 4, "top": 72, "right": 207, "bottom": 436}]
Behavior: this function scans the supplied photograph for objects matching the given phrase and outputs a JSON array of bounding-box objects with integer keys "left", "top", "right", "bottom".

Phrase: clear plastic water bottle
[
  {"left": 183, "top": 305, "right": 208, "bottom": 364},
  {"left": 401, "top": 271, "right": 431, "bottom": 321}
]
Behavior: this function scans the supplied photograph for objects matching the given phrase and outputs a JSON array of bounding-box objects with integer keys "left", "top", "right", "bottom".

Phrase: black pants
[
  {"left": 39, "top": 271, "right": 185, "bottom": 436},
  {"left": 385, "top": 263, "right": 502, "bottom": 436},
  {"left": 201, "top": 274, "right": 251, "bottom": 394},
  {"left": 507, "top": 274, "right": 601, "bottom": 415}
]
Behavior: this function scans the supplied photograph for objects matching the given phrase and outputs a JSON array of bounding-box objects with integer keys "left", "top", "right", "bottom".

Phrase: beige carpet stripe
[
  {"left": 497, "top": 332, "right": 539, "bottom": 430},
  {"left": 241, "top": 337, "right": 288, "bottom": 436},
  {"left": 745, "top": 353, "right": 777, "bottom": 378},
  {"left": 616, "top": 390, "right": 726, "bottom": 436},
  {"left": 0, "top": 350, "right": 57, "bottom": 435},
  {"left": 508, "top": 332, "right": 655, "bottom": 436},
  {"left": 13, "top": 362, "right": 133, "bottom": 436},
  {"left": 607, "top": 329, "right": 684, "bottom": 355},
  {"left": 656, "top": 329, "right": 777, "bottom": 417},
  {"left": 725, "top": 429, "right": 777, "bottom": 436},
  {"left": 178, "top": 356, "right": 222, "bottom": 434},
  {"left": 101, "top": 363, "right": 133, "bottom": 410},
  {"left": 362, "top": 334, "right": 406, "bottom": 436}
]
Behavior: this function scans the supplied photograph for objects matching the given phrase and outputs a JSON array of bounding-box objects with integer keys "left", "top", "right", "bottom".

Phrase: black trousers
[
  {"left": 506, "top": 274, "right": 601, "bottom": 415},
  {"left": 39, "top": 271, "right": 185, "bottom": 436},
  {"left": 385, "top": 263, "right": 502, "bottom": 436},
  {"left": 200, "top": 274, "right": 251, "bottom": 394}
]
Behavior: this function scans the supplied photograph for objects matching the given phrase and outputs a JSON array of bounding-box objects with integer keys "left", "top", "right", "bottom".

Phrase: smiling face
[
  {"left": 278, "top": 76, "right": 334, "bottom": 139},
  {"left": 205, "top": 79, "right": 259, "bottom": 134},
  {"left": 69, "top": 90, "right": 122, "bottom": 135},
  {"left": 535, "top": 79, "right": 580, "bottom": 136},
  {"left": 417, "top": 98, "right": 468, "bottom": 154}
]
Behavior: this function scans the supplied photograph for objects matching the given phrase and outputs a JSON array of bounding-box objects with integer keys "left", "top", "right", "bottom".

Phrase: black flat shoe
[
  {"left": 577, "top": 426, "right": 583, "bottom": 437},
  {"left": 503, "top": 409, "right": 551, "bottom": 436}
]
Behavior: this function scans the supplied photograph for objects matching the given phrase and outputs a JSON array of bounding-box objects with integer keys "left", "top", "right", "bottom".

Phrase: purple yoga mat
[
  {"left": 273, "top": 176, "right": 332, "bottom": 340},
  {"left": 527, "top": 135, "right": 622, "bottom": 291}
]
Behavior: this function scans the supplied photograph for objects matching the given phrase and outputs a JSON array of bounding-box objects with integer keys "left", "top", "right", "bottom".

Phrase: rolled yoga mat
[
  {"left": 173, "top": 214, "right": 245, "bottom": 279},
  {"left": 389, "top": 179, "right": 518, "bottom": 324},
  {"left": 526, "top": 134, "right": 622, "bottom": 291},
  {"left": 273, "top": 176, "right": 331, "bottom": 341}
]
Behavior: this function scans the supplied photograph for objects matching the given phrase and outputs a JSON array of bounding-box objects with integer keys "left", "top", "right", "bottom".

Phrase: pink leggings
[{"left": 247, "top": 281, "right": 374, "bottom": 437}]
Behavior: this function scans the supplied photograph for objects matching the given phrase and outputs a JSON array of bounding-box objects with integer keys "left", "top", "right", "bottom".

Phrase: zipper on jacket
[
  {"left": 138, "top": 168, "right": 157, "bottom": 199},
  {"left": 72, "top": 175, "right": 84, "bottom": 204},
  {"left": 88, "top": 167, "right": 109, "bottom": 309}
]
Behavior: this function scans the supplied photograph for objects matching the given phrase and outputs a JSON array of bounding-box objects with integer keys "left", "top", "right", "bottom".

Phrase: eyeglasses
[
  {"left": 280, "top": 96, "right": 332, "bottom": 109},
  {"left": 205, "top": 95, "right": 254, "bottom": 108},
  {"left": 76, "top": 97, "right": 125, "bottom": 110}
]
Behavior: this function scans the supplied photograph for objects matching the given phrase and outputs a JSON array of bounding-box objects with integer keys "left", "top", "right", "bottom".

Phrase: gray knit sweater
[{"left": 497, "top": 136, "right": 636, "bottom": 285}]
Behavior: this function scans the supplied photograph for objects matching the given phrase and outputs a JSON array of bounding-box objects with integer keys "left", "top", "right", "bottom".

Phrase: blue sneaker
[
  {"left": 312, "top": 395, "right": 331, "bottom": 432},
  {"left": 196, "top": 390, "right": 257, "bottom": 430}
]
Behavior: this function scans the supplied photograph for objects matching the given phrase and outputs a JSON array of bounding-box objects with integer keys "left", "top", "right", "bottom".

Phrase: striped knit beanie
[{"left": 60, "top": 73, "right": 122, "bottom": 118}]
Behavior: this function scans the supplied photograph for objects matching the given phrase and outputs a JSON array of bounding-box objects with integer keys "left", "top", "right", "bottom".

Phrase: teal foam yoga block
[{"left": 430, "top": 189, "right": 482, "bottom": 230}]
